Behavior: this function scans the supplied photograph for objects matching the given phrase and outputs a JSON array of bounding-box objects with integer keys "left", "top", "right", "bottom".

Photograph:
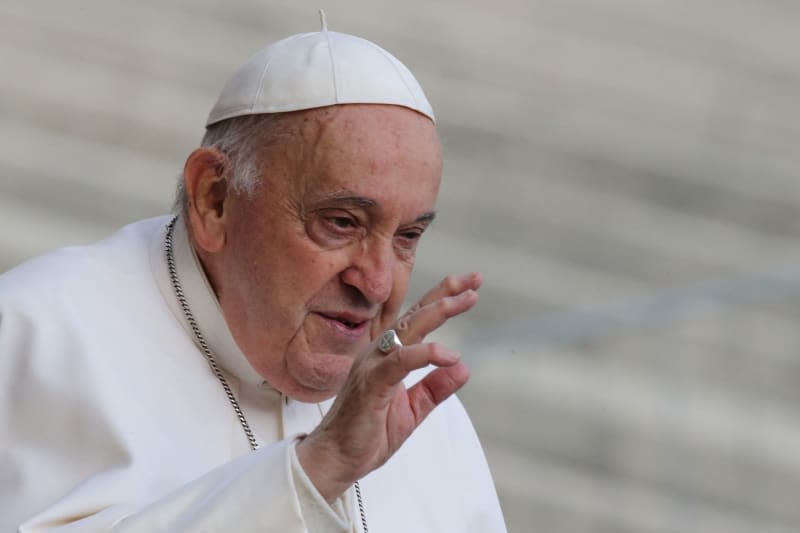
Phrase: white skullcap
[{"left": 206, "top": 13, "right": 434, "bottom": 126}]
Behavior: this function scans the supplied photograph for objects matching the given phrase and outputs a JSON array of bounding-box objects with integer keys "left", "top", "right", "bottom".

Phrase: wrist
[{"left": 295, "top": 434, "right": 357, "bottom": 503}]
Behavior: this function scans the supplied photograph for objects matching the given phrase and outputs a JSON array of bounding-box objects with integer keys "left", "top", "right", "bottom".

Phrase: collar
[{"left": 150, "top": 215, "right": 268, "bottom": 388}]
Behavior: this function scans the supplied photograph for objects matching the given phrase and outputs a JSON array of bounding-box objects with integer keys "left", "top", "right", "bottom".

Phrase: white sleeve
[
  {"left": 289, "top": 441, "right": 352, "bottom": 533},
  {"left": 111, "top": 440, "right": 351, "bottom": 533},
  {"left": 15, "top": 440, "right": 352, "bottom": 533}
]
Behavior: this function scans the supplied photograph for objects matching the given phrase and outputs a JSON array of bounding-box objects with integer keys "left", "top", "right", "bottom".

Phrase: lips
[{"left": 316, "top": 311, "right": 370, "bottom": 330}]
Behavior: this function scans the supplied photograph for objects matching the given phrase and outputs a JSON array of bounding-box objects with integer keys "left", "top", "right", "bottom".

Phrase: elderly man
[{"left": 0, "top": 18, "right": 507, "bottom": 533}]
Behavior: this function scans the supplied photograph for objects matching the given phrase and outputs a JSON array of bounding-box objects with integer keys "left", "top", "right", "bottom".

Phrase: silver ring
[{"left": 378, "top": 329, "right": 403, "bottom": 354}]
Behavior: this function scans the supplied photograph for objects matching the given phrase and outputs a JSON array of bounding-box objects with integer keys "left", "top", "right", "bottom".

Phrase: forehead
[{"left": 287, "top": 105, "right": 443, "bottom": 215}]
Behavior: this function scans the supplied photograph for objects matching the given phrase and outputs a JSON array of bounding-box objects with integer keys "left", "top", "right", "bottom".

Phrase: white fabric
[
  {"left": 206, "top": 29, "right": 434, "bottom": 126},
  {"left": 0, "top": 216, "right": 507, "bottom": 532}
]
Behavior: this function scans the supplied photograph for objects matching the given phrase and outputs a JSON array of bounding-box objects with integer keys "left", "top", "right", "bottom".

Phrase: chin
[{"left": 285, "top": 350, "right": 354, "bottom": 402}]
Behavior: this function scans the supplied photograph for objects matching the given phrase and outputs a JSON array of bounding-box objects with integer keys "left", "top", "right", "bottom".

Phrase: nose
[{"left": 340, "top": 238, "right": 394, "bottom": 305}]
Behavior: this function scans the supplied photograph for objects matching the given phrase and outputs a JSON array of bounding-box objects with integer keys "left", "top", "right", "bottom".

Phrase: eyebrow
[
  {"left": 316, "top": 191, "right": 437, "bottom": 224},
  {"left": 414, "top": 211, "right": 437, "bottom": 224},
  {"left": 317, "top": 192, "right": 377, "bottom": 209}
]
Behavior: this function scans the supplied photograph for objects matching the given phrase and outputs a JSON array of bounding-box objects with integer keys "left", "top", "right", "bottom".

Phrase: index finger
[
  {"left": 416, "top": 273, "right": 483, "bottom": 308},
  {"left": 397, "top": 288, "right": 479, "bottom": 345},
  {"left": 397, "top": 272, "right": 482, "bottom": 331}
]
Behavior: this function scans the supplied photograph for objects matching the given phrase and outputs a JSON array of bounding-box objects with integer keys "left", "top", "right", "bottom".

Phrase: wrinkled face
[{"left": 216, "top": 105, "right": 442, "bottom": 402}]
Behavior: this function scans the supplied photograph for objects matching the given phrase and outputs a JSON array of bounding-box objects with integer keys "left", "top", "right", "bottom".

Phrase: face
[{"left": 214, "top": 105, "right": 442, "bottom": 402}]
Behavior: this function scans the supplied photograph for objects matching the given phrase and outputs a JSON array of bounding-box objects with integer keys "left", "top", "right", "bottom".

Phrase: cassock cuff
[{"left": 289, "top": 437, "right": 352, "bottom": 533}]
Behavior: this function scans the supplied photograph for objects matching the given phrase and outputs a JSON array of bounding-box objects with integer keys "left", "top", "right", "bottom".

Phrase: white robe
[{"left": 0, "top": 216, "right": 507, "bottom": 533}]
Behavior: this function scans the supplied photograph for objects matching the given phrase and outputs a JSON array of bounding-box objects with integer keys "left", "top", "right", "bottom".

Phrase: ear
[{"left": 183, "top": 147, "right": 230, "bottom": 253}]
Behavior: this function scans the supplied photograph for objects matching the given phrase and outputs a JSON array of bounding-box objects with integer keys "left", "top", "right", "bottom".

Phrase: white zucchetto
[{"left": 206, "top": 14, "right": 434, "bottom": 126}]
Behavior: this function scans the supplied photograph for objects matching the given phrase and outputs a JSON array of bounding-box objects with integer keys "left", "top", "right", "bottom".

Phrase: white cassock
[{"left": 0, "top": 216, "right": 507, "bottom": 533}]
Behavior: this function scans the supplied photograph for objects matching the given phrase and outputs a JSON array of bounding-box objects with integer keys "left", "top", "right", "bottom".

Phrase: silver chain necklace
[{"left": 164, "top": 216, "right": 369, "bottom": 532}]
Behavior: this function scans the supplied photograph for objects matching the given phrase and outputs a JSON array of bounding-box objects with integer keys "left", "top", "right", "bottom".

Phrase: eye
[
  {"left": 398, "top": 230, "right": 422, "bottom": 241},
  {"left": 306, "top": 209, "right": 366, "bottom": 248},
  {"left": 329, "top": 216, "right": 356, "bottom": 230},
  {"left": 394, "top": 227, "right": 426, "bottom": 253}
]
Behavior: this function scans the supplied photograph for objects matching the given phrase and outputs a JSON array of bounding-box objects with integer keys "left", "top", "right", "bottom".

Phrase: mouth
[
  {"left": 317, "top": 312, "right": 370, "bottom": 331},
  {"left": 335, "top": 318, "right": 361, "bottom": 329}
]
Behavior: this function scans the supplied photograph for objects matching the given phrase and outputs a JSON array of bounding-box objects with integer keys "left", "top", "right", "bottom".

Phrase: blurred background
[{"left": 3, "top": 1, "right": 800, "bottom": 531}]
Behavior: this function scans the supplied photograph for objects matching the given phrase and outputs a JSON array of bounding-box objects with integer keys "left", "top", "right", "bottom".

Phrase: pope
[{"left": 0, "top": 14, "right": 507, "bottom": 533}]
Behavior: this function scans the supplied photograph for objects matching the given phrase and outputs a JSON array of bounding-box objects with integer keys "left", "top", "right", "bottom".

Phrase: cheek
[
  {"left": 284, "top": 250, "right": 355, "bottom": 309},
  {"left": 303, "top": 251, "right": 351, "bottom": 286},
  {"left": 305, "top": 253, "right": 340, "bottom": 273},
  {"left": 273, "top": 234, "right": 347, "bottom": 285}
]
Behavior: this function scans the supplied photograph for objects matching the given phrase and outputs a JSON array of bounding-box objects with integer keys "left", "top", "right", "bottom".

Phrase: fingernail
[
  {"left": 459, "top": 289, "right": 476, "bottom": 300},
  {"left": 445, "top": 349, "right": 461, "bottom": 361}
]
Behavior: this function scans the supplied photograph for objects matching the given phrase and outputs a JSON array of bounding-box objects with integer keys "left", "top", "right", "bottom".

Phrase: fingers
[
  {"left": 373, "top": 342, "right": 460, "bottom": 386},
  {"left": 417, "top": 272, "right": 483, "bottom": 309},
  {"left": 396, "top": 289, "right": 478, "bottom": 346},
  {"left": 406, "top": 363, "right": 470, "bottom": 422},
  {"left": 356, "top": 272, "right": 481, "bottom": 410},
  {"left": 396, "top": 272, "right": 482, "bottom": 338}
]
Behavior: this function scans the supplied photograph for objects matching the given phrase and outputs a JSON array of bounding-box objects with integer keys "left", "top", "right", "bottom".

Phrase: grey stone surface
[{"left": 3, "top": 1, "right": 800, "bottom": 531}]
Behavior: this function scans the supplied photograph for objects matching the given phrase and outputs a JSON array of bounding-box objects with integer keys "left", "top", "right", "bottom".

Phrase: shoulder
[
  {"left": 0, "top": 216, "right": 170, "bottom": 305},
  {"left": 0, "top": 214, "right": 193, "bottom": 445},
  {"left": 0, "top": 215, "right": 174, "bottom": 377}
]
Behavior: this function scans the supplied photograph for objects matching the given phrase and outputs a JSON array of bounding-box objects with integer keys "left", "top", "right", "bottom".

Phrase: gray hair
[{"left": 173, "top": 113, "right": 295, "bottom": 215}]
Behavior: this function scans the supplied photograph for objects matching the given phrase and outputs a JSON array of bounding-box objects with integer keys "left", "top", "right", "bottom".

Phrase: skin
[{"left": 183, "top": 103, "right": 482, "bottom": 502}]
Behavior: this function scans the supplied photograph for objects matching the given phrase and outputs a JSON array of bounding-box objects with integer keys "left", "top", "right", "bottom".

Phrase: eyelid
[
  {"left": 319, "top": 208, "right": 358, "bottom": 224},
  {"left": 323, "top": 207, "right": 360, "bottom": 218},
  {"left": 321, "top": 209, "right": 368, "bottom": 237},
  {"left": 396, "top": 224, "right": 427, "bottom": 237}
]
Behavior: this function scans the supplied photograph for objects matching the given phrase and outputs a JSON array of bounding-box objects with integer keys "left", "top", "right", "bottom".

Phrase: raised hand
[{"left": 296, "top": 272, "right": 483, "bottom": 502}]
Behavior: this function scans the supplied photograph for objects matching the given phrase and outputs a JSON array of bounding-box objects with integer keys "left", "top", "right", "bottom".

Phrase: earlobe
[{"left": 183, "top": 147, "right": 230, "bottom": 253}]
